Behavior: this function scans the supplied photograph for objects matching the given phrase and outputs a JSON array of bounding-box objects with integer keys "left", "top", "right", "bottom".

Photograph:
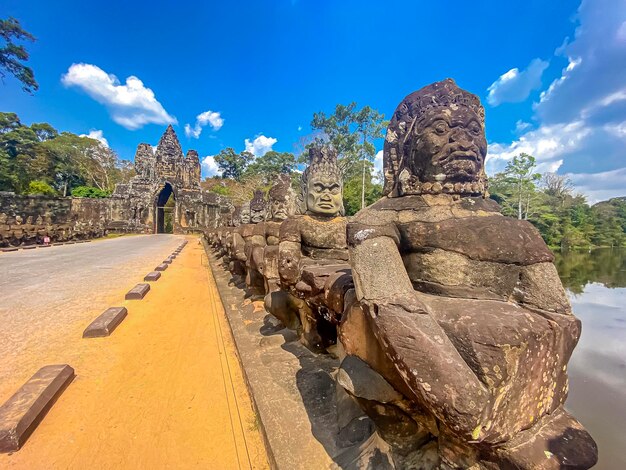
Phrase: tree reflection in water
[
  {"left": 557, "top": 248, "right": 626, "bottom": 469},
  {"left": 554, "top": 248, "right": 626, "bottom": 293}
]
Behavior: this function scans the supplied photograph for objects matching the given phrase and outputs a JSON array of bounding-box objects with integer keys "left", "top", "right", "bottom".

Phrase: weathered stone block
[
  {"left": 125, "top": 283, "right": 150, "bottom": 300},
  {"left": 155, "top": 263, "right": 168, "bottom": 271},
  {"left": 83, "top": 307, "right": 128, "bottom": 338},
  {"left": 0, "top": 364, "right": 75, "bottom": 453},
  {"left": 144, "top": 271, "right": 161, "bottom": 281}
]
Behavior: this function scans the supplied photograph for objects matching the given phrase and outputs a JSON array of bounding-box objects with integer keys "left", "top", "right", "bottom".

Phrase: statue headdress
[
  {"left": 299, "top": 145, "right": 344, "bottom": 214},
  {"left": 249, "top": 189, "right": 267, "bottom": 212},
  {"left": 383, "top": 78, "right": 487, "bottom": 198},
  {"left": 268, "top": 173, "right": 293, "bottom": 202},
  {"left": 303, "top": 145, "right": 341, "bottom": 182}
]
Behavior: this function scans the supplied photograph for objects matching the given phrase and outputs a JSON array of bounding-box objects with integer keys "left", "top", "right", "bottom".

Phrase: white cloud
[
  {"left": 371, "top": 150, "right": 384, "bottom": 183},
  {"left": 61, "top": 63, "right": 176, "bottom": 130},
  {"left": 486, "top": 121, "right": 591, "bottom": 174},
  {"left": 566, "top": 167, "right": 626, "bottom": 203},
  {"left": 534, "top": 0, "right": 626, "bottom": 125},
  {"left": 487, "top": 58, "right": 549, "bottom": 106},
  {"left": 515, "top": 120, "right": 532, "bottom": 133},
  {"left": 201, "top": 155, "right": 221, "bottom": 177},
  {"left": 487, "top": 0, "right": 626, "bottom": 203},
  {"left": 184, "top": 110, "right": 224, "bottom": 139},
  {"left": 244, "top": 135, "right": 277, "bottom": 157},
  {"left": 80, "top": 129, "right": 109, "bottom": 147},
  {"left": 604, "top": 121, "right": 626, "bottom": 139}
]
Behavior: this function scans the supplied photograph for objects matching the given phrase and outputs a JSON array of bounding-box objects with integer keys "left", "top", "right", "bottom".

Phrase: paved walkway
[
  {"left": 0, "top": 236, "right": 268, "bottom": 469},
  {"left": 0, "top": 235, "right": 181, "bottom": 393}
]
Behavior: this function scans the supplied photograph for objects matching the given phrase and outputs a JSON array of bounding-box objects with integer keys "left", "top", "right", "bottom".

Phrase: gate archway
[{"left": 155, "top": 183, "right": 175, "bottom": 233}]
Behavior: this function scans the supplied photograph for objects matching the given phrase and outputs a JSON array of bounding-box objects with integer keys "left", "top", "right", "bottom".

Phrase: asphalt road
[{"left": 0, "top": 234, "right": 183, "bottom": 399}]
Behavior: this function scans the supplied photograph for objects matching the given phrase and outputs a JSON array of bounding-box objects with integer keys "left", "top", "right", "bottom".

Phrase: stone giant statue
[
  {"left": 265, "top": 146, "right": 350, "bottom": 351},
  {"left": 249, "top": 174, "right": 297, "bottom": 295},
  {"left": 338, "top": 79, "right": 597, "bottom": 469}
]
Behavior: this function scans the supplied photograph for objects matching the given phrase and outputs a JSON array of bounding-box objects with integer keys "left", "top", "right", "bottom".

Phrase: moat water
[{"left": 555, "top": 248, "right": 626, "bottom": 469}]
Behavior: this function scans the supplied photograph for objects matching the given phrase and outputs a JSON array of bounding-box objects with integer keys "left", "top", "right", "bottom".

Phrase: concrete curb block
[
  {"left": 0, "top": 364, "right": 75, "bottom": 453},
  {"left": 83, "top": 307, "right": 128, "bottom": 338},
  {"left": 22, "top": 246, "right": 36, "bottom": 250},
  {"left": 144, "top": 271, "right": 161, "bottom": 282},
  {"left": 163, "top": 259, "right": 173, "bottom": 265},
  {"left": 1, "top": 247, "right": 18, "bottom": 252},
  {"left": 155, "top": 263, "right": 168, "bottom": 271},
  {"left": 125, "top": 283, "right": 150, "bottom": 300}
]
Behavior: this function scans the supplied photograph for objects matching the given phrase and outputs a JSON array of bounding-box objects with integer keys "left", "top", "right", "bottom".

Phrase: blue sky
[{"left": 2, "top": 0, "right": 625, "bottom": 202}]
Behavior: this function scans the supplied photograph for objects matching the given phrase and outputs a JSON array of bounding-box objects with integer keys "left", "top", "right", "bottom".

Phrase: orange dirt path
[{"left": 0, "top": 237, "right": 269, "bottom": 470}]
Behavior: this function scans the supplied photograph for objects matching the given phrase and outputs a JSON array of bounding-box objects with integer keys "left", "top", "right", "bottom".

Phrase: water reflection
[
  {"left": 557, "top": 248, "right": 626, "bottom": 469},
  {"left": 555, "top": 247, "right": 626, "bottom": 293}
]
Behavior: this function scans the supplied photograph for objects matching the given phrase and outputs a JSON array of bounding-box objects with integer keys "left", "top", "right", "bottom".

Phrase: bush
[
  {"left": 71, "top": 186, "right": 110, "bottom": 198},
  {"left": 25, "top": 180, "right": 57, "bottom": 196}
]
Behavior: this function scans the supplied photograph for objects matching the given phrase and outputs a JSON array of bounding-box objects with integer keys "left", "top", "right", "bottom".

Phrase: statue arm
[
  {"left": 278, "top": 218, "right": 302, "bottom": 286},
  {"left": 232, "top": 232, "right": 246, "bottom": 262},
  {"left": 245, "top": 224, "right": 267, "bottom": 264},
  {"left": 516, "top": 262, "right": 571, "bottom": 314},
  {"left": 348, "top": 223, "right": 491, "bottom": 439}
]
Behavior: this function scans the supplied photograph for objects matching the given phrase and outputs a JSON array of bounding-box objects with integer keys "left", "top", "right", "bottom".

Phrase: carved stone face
[
  {"left": 306, "top": 174, "right": 343, "bottom": 217},
  {"left": 269, "top": 199, "right": 290, "bottom": 221},
  {"left": 409, "top": 106, "right": 486, "bottom": 184},
  {"left": 250, "top": 207, "right": 265, "bottom": 224},
  {"left": 240, "top": 206, "right": 251, "bottom": 224}
]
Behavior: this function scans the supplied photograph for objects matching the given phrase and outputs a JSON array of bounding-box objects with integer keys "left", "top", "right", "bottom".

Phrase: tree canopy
[
  {"left": 0, "top": 17, "right": 38, "bottom": 93},
  {"left": 0, "top": 112, "right": 134, "bottom": 197},
  {"left": 489, "top": 154, "right": 626, "bottom": 249},
  {"left": 309, "top": 102, "right": 387, "bottom": 213}
]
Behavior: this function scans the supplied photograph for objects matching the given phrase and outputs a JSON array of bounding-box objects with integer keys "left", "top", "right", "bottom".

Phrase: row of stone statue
[{"left": 207, "top": 79, "right": 597, "bottom": 469}]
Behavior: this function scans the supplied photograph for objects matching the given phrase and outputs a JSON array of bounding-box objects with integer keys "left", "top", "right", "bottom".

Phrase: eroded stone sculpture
[
  {"left": 250, "top": 174, "right": 297, "bottom": 295},
  {"left": 265, "top": 146, "right": 351, "bottom": 351},
  {"left": 337, "top": 79, "right": 597, "bottom": 469},
  {"left": 230, "top": 191, "right": 266, "bottom": 284}
]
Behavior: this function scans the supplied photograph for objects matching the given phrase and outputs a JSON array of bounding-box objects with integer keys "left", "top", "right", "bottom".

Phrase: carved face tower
[
  {"left": 249, "top": 190, "right": 267, "bottom": 223},
  {"left": 268, "top": 174, "right": 295, "bottom": 221},
  {"left": 301, "top": 146, "right": 344, "bottom": 217},
  {"left": 383, "top": 78, "right": 488, "bottom": 197}
]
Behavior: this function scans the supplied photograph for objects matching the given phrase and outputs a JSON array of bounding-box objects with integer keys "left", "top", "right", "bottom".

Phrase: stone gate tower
[{"left": 109, "top": 126, "right": 221, "bottom": 233}]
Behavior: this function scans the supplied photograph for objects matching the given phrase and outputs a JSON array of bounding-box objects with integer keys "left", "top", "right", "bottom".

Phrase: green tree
[
  {"left": 0, "top": 123, "right": 39, "bottom": 191},
  {"left": 311, "top": 103, "right": 360, "bottom": 166},
  {"left": 491, "top": 154, "right": 541, "bottom": 220},
  {"left": 0, "top": 112, "right": 21, "bottom": 133},
  {"left": 343, "top": 160, "right": 383, "bottom": 215},
  {"left": 39, "top": 132, "right": 94, "bottom": 195},
  {"left": 0, "top": 17, "right": 38, "bottom": 93},
  {"left": 30, "top": 122, "right": 58, "bottom": 141},
  {"left": 25, "top": 180, "right": 57, "bottom": 196},
  {"left": 244, "top": 150, "right": 296, "bottom": 183},
  {"left": 214, "top": 148, "right": 254, "bottom": 181},
  {"left": 70, "top": 186, "right": 110, "bottom": 198},
  {"left": 352, "top": 106, "right": 387, "bottom": 210},
  {"left": 310, "top": 102, "right": 387, "bottom": 210}
]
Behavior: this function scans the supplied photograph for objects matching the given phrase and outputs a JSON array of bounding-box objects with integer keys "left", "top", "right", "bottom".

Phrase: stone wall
[
  {"left": 0, "top": 193, "right": 110, "bottom": 246},
  {"left": 0, "top": 189, "right": 226, "bottom": 246}
]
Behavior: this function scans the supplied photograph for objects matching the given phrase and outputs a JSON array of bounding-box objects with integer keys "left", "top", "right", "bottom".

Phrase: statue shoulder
[{"left": 279, "top": 215, "right": 303, "bottom": 242}]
